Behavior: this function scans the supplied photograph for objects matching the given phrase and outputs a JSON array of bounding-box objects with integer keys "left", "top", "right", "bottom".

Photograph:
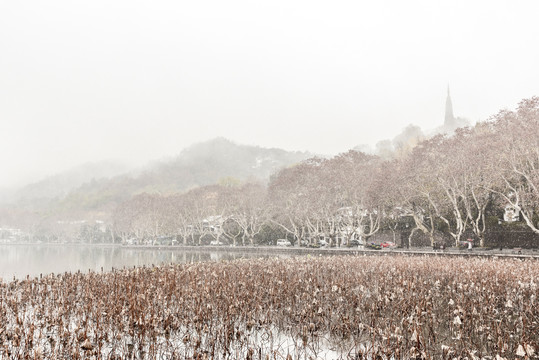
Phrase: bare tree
[
  {"left": 225, "top": 182, "right": 268, "bottom": 246},
  {"left": 449, "top": 125, "right": 498, "bottom": 247},
  {"left": 491, "top": 97, "right": 539, "bottom": 234},
  {"left": 267, "top": 158, "right": 324, "bottom": 245},
  {"left": 386, "top": 154, "right": 439, "bottom": 247},
  {"left": 328, "top": 151, "right": 383, "bottom": 243}
]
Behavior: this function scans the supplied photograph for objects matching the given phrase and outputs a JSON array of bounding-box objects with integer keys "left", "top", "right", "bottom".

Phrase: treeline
[
  {"left": 4, "top": 97, "right": 538, "bottom": 247},
  {"left": 109, "top": 97, "right": 539, "bottom": 248}
]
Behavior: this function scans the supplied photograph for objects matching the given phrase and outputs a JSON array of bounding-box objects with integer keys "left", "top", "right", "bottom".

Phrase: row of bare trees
[
  {"left": 110, "top": 97, "right": 539, "bottom": 247},
  {"left": 0, "top": 97, "right": 500, "bottom": 246},
  {"left": 109, "top": 150, "right": 387, "bottom": 247},
  {"left": 387, "top": 97, "right": 539, "bottom": 246},
  {"left": 112, "top": 183, "right": 271, "bottom": 246}
]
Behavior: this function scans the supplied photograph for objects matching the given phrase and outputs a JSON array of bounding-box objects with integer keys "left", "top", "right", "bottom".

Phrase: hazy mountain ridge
[
  {"left": 169, "top": 137, "right": 310, "bottom": 184},
  {"left": 11, "top": 160, "right": 135, "bottom": 204},
  {"left": 51, "top": 138, "right": 312, "bottom": 212}
]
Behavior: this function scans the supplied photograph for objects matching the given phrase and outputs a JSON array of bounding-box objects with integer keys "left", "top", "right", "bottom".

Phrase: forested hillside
[{"left": 0, "top": 138, "right": 311, "bottom": 237}]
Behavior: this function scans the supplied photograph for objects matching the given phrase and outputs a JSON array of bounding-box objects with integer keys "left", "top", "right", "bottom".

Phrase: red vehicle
[{"left": 380, "top": 241, "right": 396, "bottom": 249}]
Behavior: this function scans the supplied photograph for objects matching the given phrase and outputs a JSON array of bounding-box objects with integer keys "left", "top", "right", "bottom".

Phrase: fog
[
  {"left": 0, "top": 244, "right": 287, "bottom": 280},
  {"left": 1, "top": 0, "right": 538, "bottom": 188}
]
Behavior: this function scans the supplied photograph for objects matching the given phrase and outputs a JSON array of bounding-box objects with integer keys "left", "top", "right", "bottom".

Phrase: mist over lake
[{"left": 0, "top": 244, "right": 280, "bottom": 280}]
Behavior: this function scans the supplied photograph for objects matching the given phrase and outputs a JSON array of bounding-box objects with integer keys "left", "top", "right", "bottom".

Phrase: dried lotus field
[{"left": 1, "top": 255, "right": 538, "bottom": 359}]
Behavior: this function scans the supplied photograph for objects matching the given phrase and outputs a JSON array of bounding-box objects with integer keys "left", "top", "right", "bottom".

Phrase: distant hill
[
  {"left": 163, "top": 137, "right": 310, "bottom": 187},
  {"left": 11, "top": 160, "right": 135, "bottom": 205},
  {"left": 53, "top": 138, "right": 312, "bottom": 212}
]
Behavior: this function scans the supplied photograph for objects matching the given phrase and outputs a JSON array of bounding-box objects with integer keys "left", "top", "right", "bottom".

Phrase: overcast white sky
[{"left": 1, "top": 0, "right": 538, "bottom": 188}]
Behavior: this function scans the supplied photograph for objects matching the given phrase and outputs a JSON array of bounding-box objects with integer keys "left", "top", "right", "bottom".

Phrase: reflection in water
[{"left": 0, "top": 245, "right": 283, "bottom": 281}]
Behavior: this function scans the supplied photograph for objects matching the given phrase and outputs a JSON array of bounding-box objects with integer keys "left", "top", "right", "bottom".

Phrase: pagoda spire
[{"left": 444, "top": 85, "right": 455, "bottom": 127}]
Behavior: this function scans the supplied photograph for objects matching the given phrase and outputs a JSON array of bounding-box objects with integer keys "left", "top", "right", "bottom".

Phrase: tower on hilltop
[{"left": 444, "top": 86, "right": 456, "bottom": 128}]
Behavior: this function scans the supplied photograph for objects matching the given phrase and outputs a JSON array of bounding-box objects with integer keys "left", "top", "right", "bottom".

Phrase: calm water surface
[{"left": 0, "top": 244, "right": 283, "bottom": 281}]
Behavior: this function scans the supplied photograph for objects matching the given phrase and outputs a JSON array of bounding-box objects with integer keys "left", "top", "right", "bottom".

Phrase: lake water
[{"left": 0, "top": 244, "right": 283, "bottom": 281}]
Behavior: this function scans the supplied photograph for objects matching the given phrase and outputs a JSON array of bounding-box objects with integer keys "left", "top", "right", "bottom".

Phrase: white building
[{"left": 503, "top": 205, "right": 520, "bottom": 222}]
